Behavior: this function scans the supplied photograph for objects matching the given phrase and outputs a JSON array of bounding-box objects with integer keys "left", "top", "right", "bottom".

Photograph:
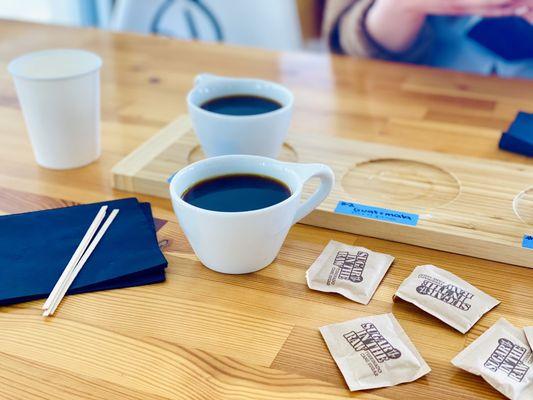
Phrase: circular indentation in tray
[
  {"left": 341, "top": 158, "right": 460, "bottom": 212},
  {"left": 187, "top": 143, "right": 298, "bottom": 164},
  {"left": 513, "top": 186, "right": 533, "bottom": 226}
]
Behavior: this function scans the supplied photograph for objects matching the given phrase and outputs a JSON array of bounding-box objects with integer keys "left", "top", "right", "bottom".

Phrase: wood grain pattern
[
  {"left": 0, "top": 20, "right": 532, "bottom": 400},
  {"left": 112, "top": 117, "right": 533, "bottom": 267},
  {"left": 2, "top": 186, "right": 532, "bottom": 400}
]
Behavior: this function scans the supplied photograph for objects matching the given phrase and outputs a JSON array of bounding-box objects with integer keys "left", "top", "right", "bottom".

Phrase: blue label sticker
[
  {"left": 522, "top": 235, "right": 533, "bottom": 249},
  {"left": 167, "top": 172, "right": 176, "bottom": 183},
  {"left": 335, "top": 201, "right": 419, "bottom": 226}
]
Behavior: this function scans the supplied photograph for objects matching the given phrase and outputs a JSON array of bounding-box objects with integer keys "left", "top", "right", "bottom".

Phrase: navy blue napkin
[
  {"left": 499, "top": 111, "right": 533, "bottom": 157},
  {"left": 507, "top": 112, "right": 533, "bottom": 144},
  {"left": 468, "top": 17, "right": 533, "bottom": 61},
  {"left": 0, "top": 198, "right": 167, "bottom": 305}
]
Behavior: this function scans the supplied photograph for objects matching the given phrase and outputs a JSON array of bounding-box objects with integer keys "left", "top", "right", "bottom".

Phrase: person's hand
[
  {"left": 366, "top": 0, "right": 533, "bottom": 53},
  {"left": 406, "top": 0, "right": 533, "bottom": 24},
  {"left": 396, "top": 0, "right": 531, "bottom": 18},
  {"left": 514, "top": 3, "right": 533, "bottom": 23}
]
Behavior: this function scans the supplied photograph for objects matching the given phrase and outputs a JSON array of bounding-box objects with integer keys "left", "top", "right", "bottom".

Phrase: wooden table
[{"left": 0, "top": 20, "right": 532, "bottom": 400}]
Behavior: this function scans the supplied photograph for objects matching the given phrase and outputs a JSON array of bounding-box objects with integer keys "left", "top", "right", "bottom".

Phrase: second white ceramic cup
[
  {"left": 187, "top": 73, "right": 293, "bottom": 158},
  {"left": 170, "top": 155, "right": 334, "bottom": 274},
  {"left": 8, "top": 49, "right": 102, "bottom": 169}
]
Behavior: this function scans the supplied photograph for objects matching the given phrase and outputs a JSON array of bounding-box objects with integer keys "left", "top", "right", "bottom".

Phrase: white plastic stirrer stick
[
  {"left": 42, "top": 205, "right": 108, "bottom": 310},
  {"left": 43, "top": 209, "right": 120, "bottom": 317}
]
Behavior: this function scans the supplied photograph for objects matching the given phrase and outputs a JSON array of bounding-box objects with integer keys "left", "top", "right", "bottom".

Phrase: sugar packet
[
  {"left": 319, "top": 313, "right": 430, "bottom": 391},
  {"left": 394, "top": 265, "right": 499, "bottom": 333},
  {"left": 452, "top": 318, "right": 533, "bottom": 400},
  {"left": 306, "top": 241, "right": 394, "bottom": 305}
]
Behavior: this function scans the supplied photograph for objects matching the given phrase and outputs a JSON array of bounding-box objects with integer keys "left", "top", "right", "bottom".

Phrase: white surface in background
[
  {"left": 0, "top": 0, "right": 303, "bottom": 51},
  {"left": 0, "top": 0, "right": 83, "bottom": 25},
  {"left": 111, "top": 0, "right": 303, "bottom": 50}
]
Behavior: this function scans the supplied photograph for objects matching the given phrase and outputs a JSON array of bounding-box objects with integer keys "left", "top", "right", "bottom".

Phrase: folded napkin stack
[
  {"left": 0, "top": 198, "right": 167, "bottom": 306},
  {"left": 499, "top": 111, "right": 533, "bottom": 157}
]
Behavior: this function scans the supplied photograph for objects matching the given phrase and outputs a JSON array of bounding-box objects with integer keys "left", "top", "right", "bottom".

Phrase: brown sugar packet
[
  {"left": 319, "top": 313, "right": 430, "bottom": 391},
  {"left": 306, "top": 240, "right": 394, "bottom": 305},
  {"left": 394, "top": 265, "right": 500, "bottom": 333},
  {"left": 452, "top": 318, "right": 533, "bottom": 400}
]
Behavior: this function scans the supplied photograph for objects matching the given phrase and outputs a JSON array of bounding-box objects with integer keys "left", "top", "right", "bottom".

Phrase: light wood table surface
[{"left": 0, "top": 20, "right": 532, "bottom": 400}]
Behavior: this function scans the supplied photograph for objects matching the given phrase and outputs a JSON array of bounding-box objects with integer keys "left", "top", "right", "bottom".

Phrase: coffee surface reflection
[
  {"left": 182, "top": 173, "right": 291, "bottom": 212},
  {"left": 200, "top": 95, "right": 282, "bottom": 116}
]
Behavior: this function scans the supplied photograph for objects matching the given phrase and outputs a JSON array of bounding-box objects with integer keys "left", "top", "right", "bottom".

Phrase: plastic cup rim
[{"left": 7, "top": 48, "right": 102, "bottom": 81}]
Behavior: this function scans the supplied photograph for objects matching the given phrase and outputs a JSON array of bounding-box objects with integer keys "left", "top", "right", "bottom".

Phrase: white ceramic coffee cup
[
  {"left": 187, "top": 73, "right": 293, "bottom": 158},
  {"left": 8, "top": 49, "right": 102, "bottom": 169},
  {"left": 170, "top": 155, "right": 334, "bottom": 274}
]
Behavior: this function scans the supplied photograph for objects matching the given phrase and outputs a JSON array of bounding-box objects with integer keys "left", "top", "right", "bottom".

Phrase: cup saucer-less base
[
  {"left": 200, "top": 256, "right": 275, "bottom": 275},
  {"left": 35, "top": 149, "right": 101, "bottom": 170}
]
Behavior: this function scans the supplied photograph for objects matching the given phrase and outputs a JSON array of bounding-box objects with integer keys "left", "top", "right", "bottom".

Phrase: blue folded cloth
[
  {"left": 506, "top": 112, "right": 533, "bottom": 145},
  {"left": 500, "top": 133, "right": 533, "bottom": 157},
  {"left": 0, "top": 198, "right": 167, "bottom": 305},
  {"left": 468, "top": 17, "right": 533, "bottom": 61},
  {"left": 499, "top": 111, "right": 533, "bottom": 157}
]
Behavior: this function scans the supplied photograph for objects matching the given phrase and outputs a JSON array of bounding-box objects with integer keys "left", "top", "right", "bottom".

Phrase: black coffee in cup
[
  {"left": 200, "top": 95, "right": 282, "bottom": 116},
  {"left": 182, "top": 174, "right": 291, "bottom": 212}
]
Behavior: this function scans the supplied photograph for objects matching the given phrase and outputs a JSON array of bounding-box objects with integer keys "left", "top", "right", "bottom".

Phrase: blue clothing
[{"left": 426, "top": 17, "right": 533, "bottom": 78}]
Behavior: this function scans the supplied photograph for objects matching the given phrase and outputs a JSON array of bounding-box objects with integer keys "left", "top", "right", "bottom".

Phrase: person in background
[{"left": 324, "top": 0, "right": 533, "bottom": 78}]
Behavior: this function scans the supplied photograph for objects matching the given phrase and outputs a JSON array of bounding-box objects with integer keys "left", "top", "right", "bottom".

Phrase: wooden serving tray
[{"left": 112, "top": 116, "right": 533, "bottom": 268}]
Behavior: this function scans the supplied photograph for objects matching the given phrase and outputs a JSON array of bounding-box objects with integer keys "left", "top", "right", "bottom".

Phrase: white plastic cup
[{"left": 8, "top": 49, "right": 102, "bottom": 169}]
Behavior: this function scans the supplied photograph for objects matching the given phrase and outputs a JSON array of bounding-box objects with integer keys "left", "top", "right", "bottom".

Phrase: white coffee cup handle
[
  {"left": 290, "top": 163, "right": 335, "bottom": 224},
  {"left": 195, "top": 73, "right": 220, "bottom": 86}
]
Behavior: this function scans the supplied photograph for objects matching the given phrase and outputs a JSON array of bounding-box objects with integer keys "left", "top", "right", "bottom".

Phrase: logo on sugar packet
[
  {"left": 333, "top": 250, "right": 368, "bottom": 283},
  {"left": 415, "top": 274, "right": 474, "bottom": 311},
  {"left": 484, "top": 338, "right": 530, "bottom": 383},
  {"left": 343, "top": 322, "right": 402, "bottom": 368}
]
